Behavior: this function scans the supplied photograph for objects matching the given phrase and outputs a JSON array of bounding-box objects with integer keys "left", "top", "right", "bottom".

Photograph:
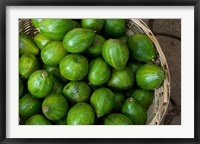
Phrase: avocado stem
[
  {"left": 97, "top": 114, "right": 101, "bottom": 118},
  {"left": 43, "top": 106, "right": 49, "bottom": 113},
  {"left": 129, "top": 97, "right": 134, "bottom": 102},
  {"left": 41, "top": 71, "right": 48, "bottom": 78},
  {"left": 158, "top": 70, "right": 164, "bottom": 76}
]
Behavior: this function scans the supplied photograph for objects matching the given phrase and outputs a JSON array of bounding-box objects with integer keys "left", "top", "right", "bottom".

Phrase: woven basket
[{"left": 19, "top": 19, "right": 170, "bottom": 125}]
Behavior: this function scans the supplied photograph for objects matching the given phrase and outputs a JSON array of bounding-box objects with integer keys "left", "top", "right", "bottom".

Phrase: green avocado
[
  {"left": 63, "top": 81, "right": 91, "bottom": 104},
  {"left": 136, "top": 64, "right": 165, "bottom": 90},
  {"left": 38, "top": 19, "right": 73, "bottom": 40},
  {"left": 88, "top": 57, "right": 111, "bottom": 86},
  {"left": 122, "top": 97, "right": 147, "bottom": 125},
  {"left": 33, "top": 33, "right": 52, "bottom": 50},
  {"left": 90, "top": 87, "right": 115, "bottom": 118},
  {"left": 59, "top": 54, "right": 89, "bottom": 81},
  {"left": 66, "top": 102, "right": 95, "bottom": 125},
  {"left": 25, "top": 114, "right": 51, "bottom": 125},
  {"left": 107, "top": 67, "right": 134, "bottom": 90},
  {"left": 102, "top": 39, "right": 129, "bottom": 70},
  {"left": 31, "top": 18, "right": 43, "bottom": 28},
  {"left": 42, "top": 94, "right": 69, "bottom": 121},
  {"left": 130, "top": 88, "right": 154, "bottom": 110},
  {"left": 41, "top": 41, "right": 67, "bottom": 66},
  {"left": 19, "top": 93, "right": 42, "bottom": 119},
  {"left": 19, "top": 54, "right": 41, "bottom": 79},
  {"left": 81, "top": 19, "right": 104, "bottom": 32},
  {"left": 62, "top": 28, "right": 95, "bottom": 53},
  {"left": 127, "top": 33, "right": 156, "bottom": 62},
  {"left": 104, "top": 19, "right": 126, "bottom": 38},
  {"left": 28, "top": 70, "right": 54, "bottom": 98},
  {"left": 19, "top": 33, "right": 39, "bottom": 56}
]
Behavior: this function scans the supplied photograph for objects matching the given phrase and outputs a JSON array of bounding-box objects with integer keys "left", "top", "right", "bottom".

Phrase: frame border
[
  {"left": 0, "top": 0, "right": 199, "bottom": 143},
  {"left": 0, "top": 0, "right": 6, "bottom": 144}
]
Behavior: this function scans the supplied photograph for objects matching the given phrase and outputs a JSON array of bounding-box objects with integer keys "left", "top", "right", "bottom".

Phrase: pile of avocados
[{"left": 19, "top": 18, "right": 165, "bottom": 125}]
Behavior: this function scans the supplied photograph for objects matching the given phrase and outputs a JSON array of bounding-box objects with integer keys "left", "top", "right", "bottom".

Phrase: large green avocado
[
  {"left": 63, "top": 28, "right": 95, "bottom": 53},
  {"left": 19, "top": 54, "right": 41, "bottom": 79},
  {"left": 19, "top": 33, "right": 39, "bottom": 56},
  {"left": 42, "top": 94, "right": 69, "bottom": 121},
  {"left": 102, "top": 39, "right": 129, "bottom": 70},
  {"left": 88, "top": 57, "right": 111, "bottom": 86},
  {"left": 59, "top": 54, "right": 89, "bottom": 81},
  {"left": 122, "top": 97, "right": 147, "bottom": 125},
  {"left": 90, "top": 87, "right": 115, "bottom": 118},
  {"left": 127, "top": 33, "right": 156, "bottom": 62},
  {"left": 38, "top": 19, "right": 73, "bottom": 40},
  {"left": 66, "top": 102, "right": 95, "bottom": 125},
  {"left": 136, "top": 64, "right": 165, "bottom": 90},
  {"left": 28, "top": 70, "right": 54, "bottom": 98},
  {"left": 107, "top": 67, "right": 134, "bottom": 90},
  {"left": 41, "top": 41, "right": 67, "bottom": 66},
  {"left": 63, "top": 81, "right": 91, "bottom": 104},
  {"left": 103, "top": 113, "right": 133, "bottom": 125}
]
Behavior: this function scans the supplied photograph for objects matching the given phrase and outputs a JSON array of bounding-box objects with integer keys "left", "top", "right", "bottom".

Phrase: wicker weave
[{"left": 19, "top": 19, "right": 170, "bottom": 125}]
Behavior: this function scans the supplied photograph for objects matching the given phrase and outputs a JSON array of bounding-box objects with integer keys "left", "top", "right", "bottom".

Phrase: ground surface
[{"left": 142, "top": 19, "right": 181, "bottom": 125}]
